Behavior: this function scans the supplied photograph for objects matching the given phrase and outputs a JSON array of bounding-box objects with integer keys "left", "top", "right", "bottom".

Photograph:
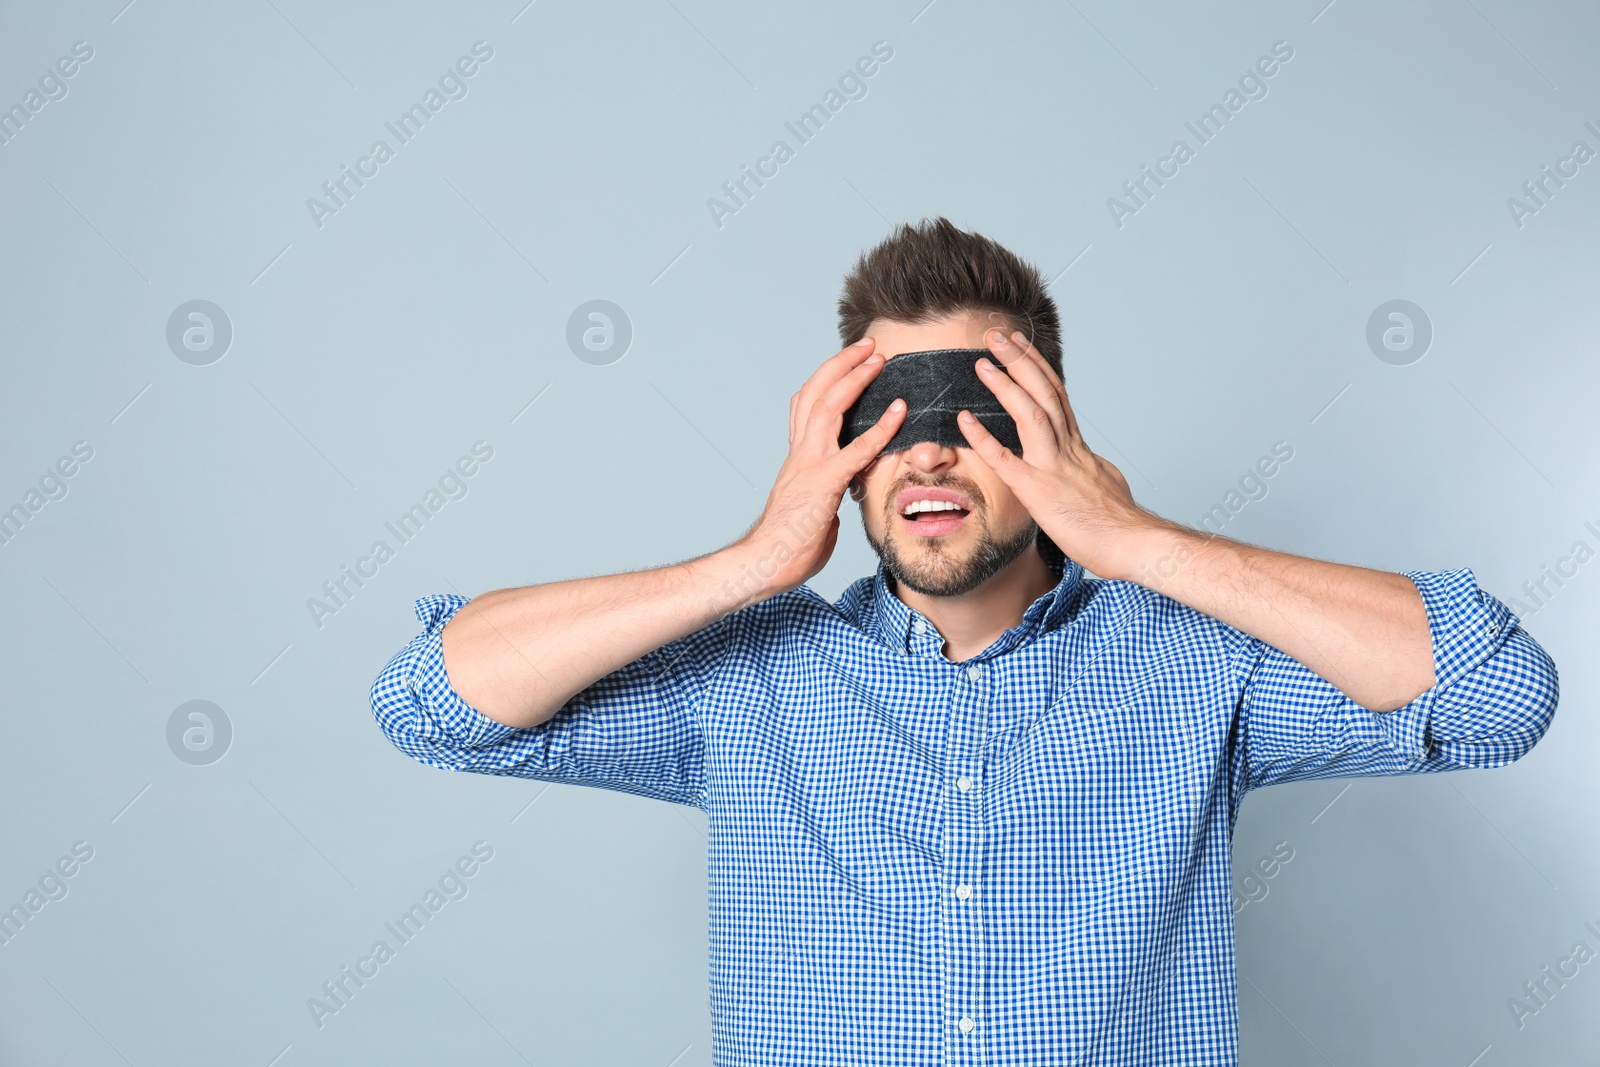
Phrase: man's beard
[{"left": 861, "top": 498, "right": 1041, "bottom": 598}]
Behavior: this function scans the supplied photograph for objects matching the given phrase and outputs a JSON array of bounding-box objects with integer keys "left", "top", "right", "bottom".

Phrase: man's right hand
[
  {"left": 730, "top": 337, "right": 907, "bottom": 603},
  {"left": 433, "top": 337, "right": 905, "bottom": 729}
]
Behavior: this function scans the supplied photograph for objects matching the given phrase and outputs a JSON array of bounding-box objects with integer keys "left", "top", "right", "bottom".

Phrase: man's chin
[
  {"left": 874, "top": 520, "right": 1040, "bottom": 599},
  {"left": 889, "top": 560, "right": 984, "bottom": 599}
]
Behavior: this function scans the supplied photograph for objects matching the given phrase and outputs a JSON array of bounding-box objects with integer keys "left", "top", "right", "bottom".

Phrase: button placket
[{"left": 942, "top": 659, "right": 988, "bottom": 1061}]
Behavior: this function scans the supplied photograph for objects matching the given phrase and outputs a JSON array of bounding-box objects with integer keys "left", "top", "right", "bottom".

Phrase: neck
[{"left": 890, "top": 542, "right": 1059, "bottom": 662}]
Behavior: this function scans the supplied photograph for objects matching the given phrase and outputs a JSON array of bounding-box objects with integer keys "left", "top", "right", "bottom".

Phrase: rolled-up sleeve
[
  {"left": 1229, "top": 567, "right": 1559, "bottom": 800},
  {"left": 370, "top": 593, "right": 738, "bottom": 808}
]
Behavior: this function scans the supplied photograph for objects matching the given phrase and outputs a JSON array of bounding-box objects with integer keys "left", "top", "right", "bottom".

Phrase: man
[{"left": 371, "top": 217, "right": 1558, "bottom": 1065}]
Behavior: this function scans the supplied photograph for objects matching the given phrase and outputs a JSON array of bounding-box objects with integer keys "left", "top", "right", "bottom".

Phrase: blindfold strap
[{"left": 838, "top": 348, "right": 1023, "bottom": 456}]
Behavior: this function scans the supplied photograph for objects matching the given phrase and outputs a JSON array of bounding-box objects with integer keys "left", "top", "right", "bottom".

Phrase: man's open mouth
[{"left": 900, "top": 499, "right": 970, "bottom": 535}]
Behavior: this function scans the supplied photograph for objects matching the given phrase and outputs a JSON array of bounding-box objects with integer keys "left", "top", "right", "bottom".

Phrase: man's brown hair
[{"left": 836, "top": 216, "right": 1062, "bottom": 377}]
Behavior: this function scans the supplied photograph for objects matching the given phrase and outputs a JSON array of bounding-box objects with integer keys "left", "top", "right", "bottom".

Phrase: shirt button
[
  {"left": 958, "top": 1016, "right": 975, "bottom": 1034},
  {"left": 956, "top": 776, "right": 973, "bottom": 792},
  {"left": 913, "top": 618, "right": 927, "bottom": 634},
  {"left": 956, "top": 883, "right": 972, "bottom": 900},
  {"left": 966, "top": 664, "right": 982, "bottom": 681}
]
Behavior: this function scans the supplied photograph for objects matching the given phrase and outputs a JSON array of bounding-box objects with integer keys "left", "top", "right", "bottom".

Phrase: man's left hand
[{"left": 956, "top": 328, "right": 1163, "bottom": 580}]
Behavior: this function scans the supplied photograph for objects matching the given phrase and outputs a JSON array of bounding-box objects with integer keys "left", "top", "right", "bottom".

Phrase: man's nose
[{"left": 900, "top": 438, "right": 960, "bottom": 472}]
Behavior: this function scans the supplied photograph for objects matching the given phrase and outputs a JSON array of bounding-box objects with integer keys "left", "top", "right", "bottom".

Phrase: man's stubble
[{"left": 860, "top": 482, "right": 1041, "bottom": 599}]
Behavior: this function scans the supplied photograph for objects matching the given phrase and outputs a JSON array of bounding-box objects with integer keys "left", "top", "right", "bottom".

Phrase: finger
[
  {"left": 1004, "top": 329, "right": 1082, "bottom": 443},
  {"left": 973, "top": 349, "right": 1063, "bottom": 457},
  {"left": 974, "top": 312, "right": 1066, "bottom": 394},
  {"left": 794, "top": 338, "right": 876, "bottom": 442},
  {"left": 975, "top": 316, "right": 1077, "bottom": 438},
  {"left": 802, "top": 347, "right": 892, "bottom": 452},
  {"left": 789, "top": 390, "right": 799, "bottom": 446},
  {"left": 835, "top": 396, "right": 906, "bottom": 476},
  {"left": 954, "top": 407, "right": 1029, "bottom": 484},
  {"left": 983, "top": 329, "right": 1073, "bottom": 445}
]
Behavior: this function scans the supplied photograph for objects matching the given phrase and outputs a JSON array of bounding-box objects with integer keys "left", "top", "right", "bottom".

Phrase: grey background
[{"left": 1, "top": 0, "right": 1595, "bottom": 1063}]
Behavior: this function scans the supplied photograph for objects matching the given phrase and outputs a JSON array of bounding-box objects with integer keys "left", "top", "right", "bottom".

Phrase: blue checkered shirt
[{"left": 370, "top": 553, "right": 1557, "bottom": 1065}]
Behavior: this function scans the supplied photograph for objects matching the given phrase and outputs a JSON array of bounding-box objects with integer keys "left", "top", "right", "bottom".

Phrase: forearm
[
  {"left": 442, "top": 541, "right": 768, "bottom": 729},
  {"left": 1113, "top": 520, "right": 1436, "bottom": 712}
]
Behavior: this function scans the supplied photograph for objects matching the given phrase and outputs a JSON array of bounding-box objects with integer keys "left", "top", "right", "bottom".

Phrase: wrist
[
  {"left": 693, "top": 539, "right": 788, "bottom": 617},
  {"left": 1101, "top": 517, "right": 1207, "bottom": 590}
]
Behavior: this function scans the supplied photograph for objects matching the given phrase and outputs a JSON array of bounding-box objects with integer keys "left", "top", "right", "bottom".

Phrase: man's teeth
[{"left": 903, "top": 500, "right": 966, "bottom": 517}]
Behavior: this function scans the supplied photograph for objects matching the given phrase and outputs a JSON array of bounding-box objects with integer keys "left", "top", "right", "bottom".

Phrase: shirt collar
[{"left": 867, "top": 539, "right": 1084, "bottom": 660}]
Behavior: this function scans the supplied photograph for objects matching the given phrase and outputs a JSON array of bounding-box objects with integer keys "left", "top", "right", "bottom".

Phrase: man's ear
[{"left": 847, "top": 474, "right": 865, "bottom": 503}]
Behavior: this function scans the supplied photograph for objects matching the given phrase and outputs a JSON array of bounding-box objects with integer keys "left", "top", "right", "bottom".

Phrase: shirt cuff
[
  {"left": 1370, "top": 568, "right": 1510, "bottom": 759},
  {"left": 1404, "top": 566, "right": 1513, "bottom": 690},
  {"left": 398, "top": 593, "right": 523, "bottom": 749}
]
